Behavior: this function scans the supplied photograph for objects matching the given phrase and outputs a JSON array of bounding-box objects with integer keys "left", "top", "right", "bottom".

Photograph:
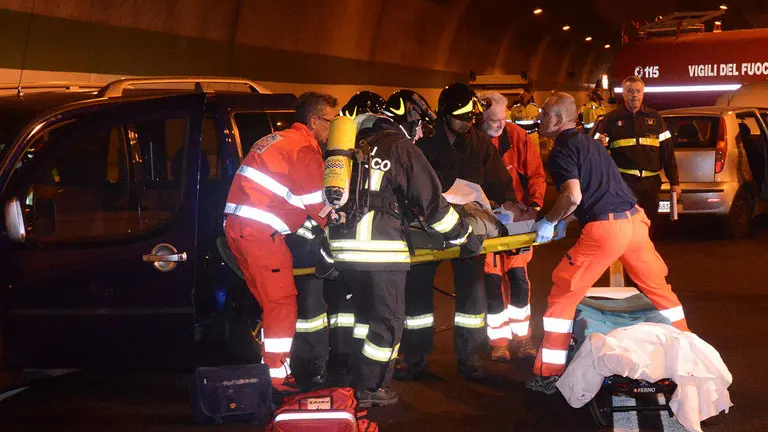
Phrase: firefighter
[
  {"left": 593, "top": 76, "right": 680, "bottom": 223},
  {"left": 383, "top": 89, "right": 438, "bottom": 143},
  {"left": 394, "top": 83, "right": 513, "bottom": 382},
  {"left": 223, "top": 91, "right": 338, "bottom": 393},
  {"left": 579, "top": 88, "right": 606, "bottom": 133},
  {"left": 525, "top": 92, "right": 689, "bottom": 395},
  {"left": 477, "top": 91, "right": 546, "bottom": 361},
  {"left": 508, "top": 87, "right": 544, "bottom": 152},
  {"left": 326, "top": 91, "right": 482, "bottom": 407}
]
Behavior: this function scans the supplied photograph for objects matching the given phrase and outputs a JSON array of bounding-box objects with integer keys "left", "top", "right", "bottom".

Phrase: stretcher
[
  {"left": 573, "top": 263, "right": 677, "bottom": 428},
  {"left": 292, "top": 232, "right": 536, "bottom": 276}
]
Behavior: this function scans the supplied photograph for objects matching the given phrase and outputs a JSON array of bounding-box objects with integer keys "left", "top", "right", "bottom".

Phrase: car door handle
[
  {"left": 143, "top": 243, "right": 187, "bottom": 272},
  {"left": 142, "top": 253, "right": 187, "bottom": 262}
]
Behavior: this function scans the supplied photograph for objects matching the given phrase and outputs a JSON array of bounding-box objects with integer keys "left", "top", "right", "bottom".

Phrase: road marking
[{"left": 0, "top": 386, "right": 29, "bottom": 403}]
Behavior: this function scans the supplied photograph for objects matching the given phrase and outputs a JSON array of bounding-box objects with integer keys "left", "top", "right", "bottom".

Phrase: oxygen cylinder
[{"left": 322, "top": 116, "right": 357, "bottom": 209}]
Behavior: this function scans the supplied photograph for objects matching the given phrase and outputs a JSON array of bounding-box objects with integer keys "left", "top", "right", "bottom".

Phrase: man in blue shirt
[{"left": 526, "top": 93, "right": 690, "bottom": 395}]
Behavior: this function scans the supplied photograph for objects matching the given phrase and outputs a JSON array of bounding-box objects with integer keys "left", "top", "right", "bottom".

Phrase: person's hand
[
  {"left": 553, "top": 219, "right": 568, "bottom": 240},
  {"left": 458, "top": 232, "right": 483, "bottom": 258},
  {"left": 502, "top": 201, "right": 527, "bottom": 222},
  {"left": 533, "top": 218, "right": 556, "bottom": 243},
  {"left": 522, "top": 204, "right": 540, "bottom": 221},
  {"left": 595, "top": 133, "right": 608, "bottom": 147},
  {"left": 670, "top": 185, "right": 681, "bottom": 198}
]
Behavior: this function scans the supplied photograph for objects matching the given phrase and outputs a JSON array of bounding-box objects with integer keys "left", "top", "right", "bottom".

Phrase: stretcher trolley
[{"left": 573, "top": 262, "right": 677, "bottom": 428}]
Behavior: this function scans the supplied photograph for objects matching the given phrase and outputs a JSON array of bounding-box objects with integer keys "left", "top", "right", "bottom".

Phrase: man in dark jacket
[
  {"left": 395, "top": 83, "right": 514, "bottom": 382},
  {"left": 327, "top": 91, "right": 482, "bottom": 407}
]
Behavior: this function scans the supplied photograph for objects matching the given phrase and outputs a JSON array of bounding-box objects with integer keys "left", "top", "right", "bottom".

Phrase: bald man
[{"left": 526, "top": 93, "right": 689, "bottom": 395}]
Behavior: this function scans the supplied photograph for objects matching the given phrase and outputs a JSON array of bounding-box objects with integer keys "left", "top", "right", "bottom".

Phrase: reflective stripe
[
  {"left": 541, "top": 348, "right": 568, "bottom": 365},
  {"left": 224, "top": 203, "right": 291, "bottom": 234},
  {"left": 638, "top": 137, "right": 660, "bottom": 146},
  {"left": 298, "top": 190, "right": 323, "bottom": 205},
  {"left": 659, "top": 130, "right": 672, "bottom": 141},
  {"left": 369, "top": 169, "right": 385, "bottom": 192},
  {"left": 509, "top": 321, "right": 530, "bottom": 337},
  {"left": 486, "top": 311, "right": 508, "bottom": 328},
  {"left": 391, "top": 343, "right": 400, "bottom": 360},
  {"left": 506, "top": 304, "right": 531, "bottom": 321},
  {"left": 263, "top": 337, "right": 293, "bottom": 353},
  {"left": 542, "top": 317, "right": 573, "bottom": 334},
  {"left": 431, "top": 207, "right": 460, "bottom": 233},
  {"left": 329, "top": 313, "right": 355, "bottom": 328},
  {"left": 296, "top": 313, "right": 328, "bottom": 333},
  {"left": 296, "top": 227, "right": 315, "bottom": 240},
  {"left": 362, "top": 339, "right": 393, "bottom": 362},
  {"left": 320, "top": 248, "right": 335, "bottom": 263},
  {"left": 237, "top": 165, "right": 305, "bottom": 209},
  {"left": 452, "top": 99, "right": 474, "bottom": 115},
  {"left": 583, "top": 122, "right": 595, "bottom": 129},
  {"left": 487, "top": 325, "right": 513, "bottom": 341},
  {"left": 353, "top": 323, "right": 369, "bottom": 339},
  {"left": 617, "top": 168, "right": 661, "bottom": 177},
  {"left": 594, "top": 132, "right": 602, "bottom": 140},
  {"left": 515, "top": 120, "right": 536, "bottom": 125},
  {"left": 330, "top": 240, "right": 409, "bottom": 251},
  {"left": 659, "top": 306, "right": 685, "bottom": 322},
  {"left": 333, "top": 251, "right": 411, "bottom": 263},
  {"left": 269, "top": 365, "right": 290, "bottom": 379},
  {"left": 455, "top": 312, "right": 486, "bottom": 329},
  {"left": 610, "top": 138, "right": 637, "bottom": 149},
  {"left": 275, "top": 412, "right": 357, "bottom": 423},
  {"left": 405, "top": 314, "right": 434, "bottom": 330},
  {"left": 448, "top": 225, "right": 472, "bottom": 245},
  {"left": 356, "top": 211, "right": 374, "bottom": 241}
]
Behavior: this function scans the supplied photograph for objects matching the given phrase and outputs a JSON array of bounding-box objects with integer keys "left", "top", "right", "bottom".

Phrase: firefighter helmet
[
  {"left": 437, "top": 83, "right": 484, "bottom": 123},
  {"left": 340, "top": 91, "right": 387, "bottom": 119},
  {"left": 385, "top": 89, "right": 437, "bottom": 125}
]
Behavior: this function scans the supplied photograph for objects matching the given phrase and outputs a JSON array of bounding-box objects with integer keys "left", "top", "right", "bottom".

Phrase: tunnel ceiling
[{"left": 0, "top": 0, "right": 765, "bottom": 92}]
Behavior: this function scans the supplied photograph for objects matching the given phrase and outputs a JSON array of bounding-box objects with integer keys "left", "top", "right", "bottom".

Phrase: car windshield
[
  {"left": 662, "top": 116, "right": 719, "bottom": 149},
  {"left": 0, "top": 123, "right": 19, "bottom": 162}
]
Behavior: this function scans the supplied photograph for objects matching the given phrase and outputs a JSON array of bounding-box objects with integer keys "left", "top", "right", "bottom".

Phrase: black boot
[
  {"left": 355, "top": 387, "right": 399, "bottom": 408},
  {"left": 457, "top": 355, "right": 488, "bottom": 382},
  {"left": 393, "top": 355, "right": 428, "bottom": 381},
  {"left": 327, "top": 354, "right": 352, "bottom": 387}
]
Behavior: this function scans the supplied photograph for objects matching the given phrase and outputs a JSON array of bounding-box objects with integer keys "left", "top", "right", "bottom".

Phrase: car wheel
[{"left": 720, "top": 189, "right": 752, "bottom": 238}]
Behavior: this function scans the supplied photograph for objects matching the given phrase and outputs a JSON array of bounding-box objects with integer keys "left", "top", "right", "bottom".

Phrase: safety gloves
[
  {"left": 553, "top": 220, "right": 569, "bottom": 241},
  {"left": 533, "top": 217, "right": 557, "bottom": 243}
]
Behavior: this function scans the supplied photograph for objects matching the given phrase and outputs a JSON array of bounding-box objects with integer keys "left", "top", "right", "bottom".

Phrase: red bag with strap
[{"left": 269, "top": 387, "right": 378, "bottom": 432}]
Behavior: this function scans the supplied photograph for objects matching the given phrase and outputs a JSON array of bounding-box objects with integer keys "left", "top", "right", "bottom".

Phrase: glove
[
  {"left": 533, "top": 217, "right": 557, "bottom": 244},
  {"left": 458, "top": 232, "right": 484, "bottom": 259},
  {"left": 553, "top": 219, "right": 568, "bottom": 241},
  {"left": 313, "top": 236, "right": 339, "bottom": 280}
]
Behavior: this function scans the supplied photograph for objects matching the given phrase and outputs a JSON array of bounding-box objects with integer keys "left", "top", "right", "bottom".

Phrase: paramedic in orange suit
[
  {"left": 224, "top": 92, "right": 337, "bottom": 392},
  {"left": 477, "top": 91, "right": 546, "bottom": 361},
  {"left": 525, "top": 92, "right": 689, "bottom": 395}
]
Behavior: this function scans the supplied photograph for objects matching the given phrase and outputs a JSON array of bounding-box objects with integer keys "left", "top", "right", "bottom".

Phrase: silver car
[{"left": 659, "top": 106, "right": 768, "bottom": 237}]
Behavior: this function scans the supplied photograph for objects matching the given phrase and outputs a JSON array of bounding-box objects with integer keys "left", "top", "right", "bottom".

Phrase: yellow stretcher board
[{"left": 292, "top": 232, "right": 537, "bottom": 276}]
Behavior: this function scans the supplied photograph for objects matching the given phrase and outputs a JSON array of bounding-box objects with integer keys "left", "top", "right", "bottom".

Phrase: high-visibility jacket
[
  {"left": 579, "top": 101, "right": 606, "bottom": 129},
  {"left": 489, "top": 123, "right": 546, "bottom": 208},
  {"left": 224, "top": 122, "right": 328, "bottom": 235},
  {"left": 593, "top": 104, "right": 679, "bottom": 185},
  {"left": 327, "top": 118, "right": 471, "bottom": 271}
]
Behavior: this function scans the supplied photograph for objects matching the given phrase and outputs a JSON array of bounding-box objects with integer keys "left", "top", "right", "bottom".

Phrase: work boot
[
  {"left": 457, "top": 355, "right": 488, "bottom": 382},
  {"left": 310, "top": 358, "right": 328, "bottom": 387},
  {"left": 525, "top": 375, "right": 560, "bottom": 395},
  {"left": 393, "top": 355, "right": 428, "bottom": 381},
  {"left": 491, "top": 345, "right": 511, "bottom": 362},
  {"left": 509, "top": 337, "right": 537, "bottom": 359},
  {"left": 327, "top": 354, "right": 352, "bottom": 387},
  {"left": 356, "top": 387, "right": 399, "bottom": 408}
]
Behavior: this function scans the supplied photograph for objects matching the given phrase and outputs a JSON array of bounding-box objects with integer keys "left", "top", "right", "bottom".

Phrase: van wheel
[{"left": 720, "top": 189, "right": 753, "bottom": 238}]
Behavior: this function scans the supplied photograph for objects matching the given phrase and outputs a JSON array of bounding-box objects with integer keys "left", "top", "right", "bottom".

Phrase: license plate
[{"left": 658, "top": 201, "right": 670, "bottom": 213}]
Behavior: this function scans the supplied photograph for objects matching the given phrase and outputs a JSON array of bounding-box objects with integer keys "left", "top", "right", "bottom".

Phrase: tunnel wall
[{"left": 0, "top": 0, "right": 614, "bottom": 105}]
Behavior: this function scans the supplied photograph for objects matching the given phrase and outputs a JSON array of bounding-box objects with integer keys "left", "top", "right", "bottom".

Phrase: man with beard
[
  {"left": 477, "top": 91, "right": 546, "bottom": 362},
  {"left": 394, "top": 83, "right": 513, "bottom": 382},
  {"left": 593, "top": 76, "right": 680, "bottom": 223}
]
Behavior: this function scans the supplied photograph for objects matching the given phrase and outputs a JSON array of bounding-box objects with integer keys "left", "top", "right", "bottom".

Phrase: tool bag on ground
[
  {"left": 189, "top": 363, "right": 274, "bottom": 425},
  {"left": 269, "top": 387, "right": 379, "bottom": 431}
]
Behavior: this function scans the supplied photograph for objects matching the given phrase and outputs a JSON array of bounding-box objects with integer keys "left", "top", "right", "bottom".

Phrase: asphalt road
[{"left": 1, "top": 216, "right": 767, "bottom": 432}]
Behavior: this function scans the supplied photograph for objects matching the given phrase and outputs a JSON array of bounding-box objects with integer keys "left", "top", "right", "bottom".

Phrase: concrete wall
[{"left": 0, "top": 0, "right": 615, "bottom": 106}]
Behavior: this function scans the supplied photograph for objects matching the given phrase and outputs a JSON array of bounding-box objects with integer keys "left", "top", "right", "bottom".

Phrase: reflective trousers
[
  {"left": 400, "top": 256, "right": 488, "bottom": 364},
  {"left": 484, "top": 249, "right": 533, "bottom": 347},
  {"left": 292, "top": 275, "right": 329, "bottom": 362},
  {"left": 534, "top": 208, "right": 689, "bottom": 377},
  {"left": 345, "top": 270, "right": 406, "bottom": 391},
  {"left": 225, "top": 216, "right": 295, "bottom": 388},
  {"left": 324, "top": 272, "right": 357, "bottom": 360}
]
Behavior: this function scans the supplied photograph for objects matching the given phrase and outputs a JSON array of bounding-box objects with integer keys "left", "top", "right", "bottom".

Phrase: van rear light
[{"left": 715, "top": 116, "right": 727, "bottom": 174}]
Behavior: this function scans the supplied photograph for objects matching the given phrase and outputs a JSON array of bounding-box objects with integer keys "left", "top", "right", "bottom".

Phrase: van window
[
  {"left": 233, "top": 111, "right": 295, "bottom": 156},
  {"left": 662, "top": 116, "right": 719, "bottom": 148}
]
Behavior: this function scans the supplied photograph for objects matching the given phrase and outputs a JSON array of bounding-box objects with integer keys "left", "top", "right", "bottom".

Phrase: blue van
[{"left": 0, "top": 77, "right": 296, "bottom": 371}]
